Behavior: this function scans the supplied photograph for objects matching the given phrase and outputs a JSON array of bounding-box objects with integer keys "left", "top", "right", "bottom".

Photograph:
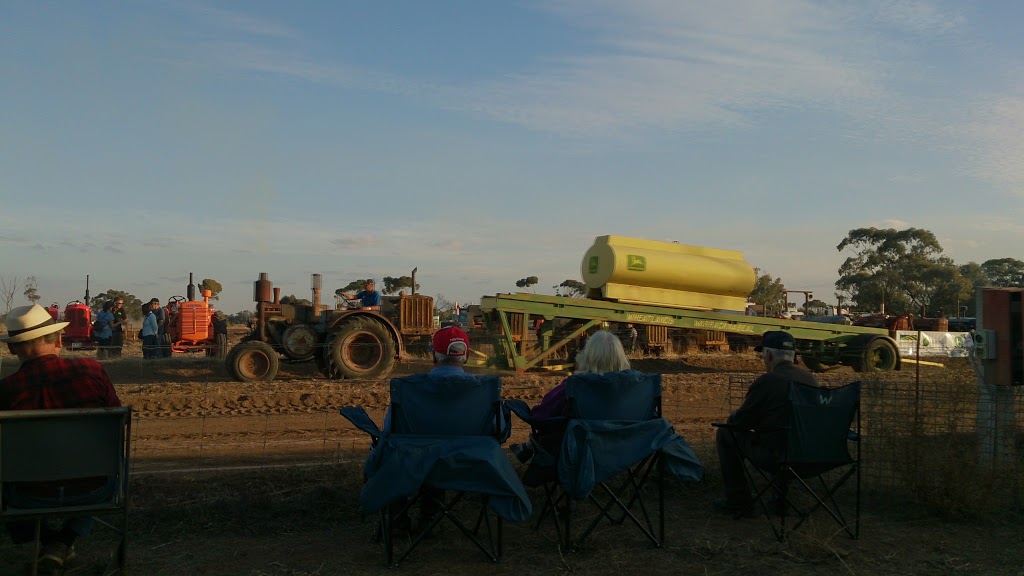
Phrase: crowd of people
[{"left": 0, "top": 295, "right": 815, "bottom": 570}]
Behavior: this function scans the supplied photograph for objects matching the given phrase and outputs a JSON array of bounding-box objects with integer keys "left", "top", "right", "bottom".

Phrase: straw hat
[{"left": 1, "top": 304, "right": 70, "bottom": 343}]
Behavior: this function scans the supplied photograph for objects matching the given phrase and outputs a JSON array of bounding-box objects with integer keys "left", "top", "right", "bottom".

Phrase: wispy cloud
[
  {"left": 331, "top": 235, "right": 379, "bottom": 249},
  {"left": 959, "top": 93, "right": 1024, "bottom": 194},
  {"left": 177, "top": 2, "right": 297, "bottom": 40}
]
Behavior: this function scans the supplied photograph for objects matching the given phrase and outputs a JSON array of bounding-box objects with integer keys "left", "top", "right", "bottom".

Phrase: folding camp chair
[
  {"left": 714, "top": 381, "right": 861, "bottom": 542},
  {"left": 340, "top": 373, "right": 531, "bottom": 566},
  {"left": 0, "top": 407, "right": 132, "bottom": 576},
  {"left": 509, "top": 371, "right": 703, "bottom": 551}
]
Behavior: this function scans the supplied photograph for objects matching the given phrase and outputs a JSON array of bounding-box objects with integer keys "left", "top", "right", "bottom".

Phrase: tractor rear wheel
[
  {"left": 324, "top": 317, "right": 397, "bottom": 380},
  {"left": 226, "top": 341, "right": 280, "bottom": 382}
]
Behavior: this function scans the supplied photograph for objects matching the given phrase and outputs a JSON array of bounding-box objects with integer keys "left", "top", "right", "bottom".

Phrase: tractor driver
[{"left": 340, "top": 279, "right": 382, "bottom": 311}]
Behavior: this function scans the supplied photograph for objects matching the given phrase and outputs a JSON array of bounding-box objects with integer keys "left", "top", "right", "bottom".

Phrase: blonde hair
[{"left": 575, "top": 330, "right": 630, "bottom": 374}]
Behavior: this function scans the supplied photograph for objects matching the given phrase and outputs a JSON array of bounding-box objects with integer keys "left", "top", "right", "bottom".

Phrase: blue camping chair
[
  {"left": 340, "top": 373, "right": 531, "bottom": 566},
  {"left": 509, "top": 371, "right": 704, "bottom": 551},
  {"left": 713, "top": 380, "right": 862, "bottom": 541}
]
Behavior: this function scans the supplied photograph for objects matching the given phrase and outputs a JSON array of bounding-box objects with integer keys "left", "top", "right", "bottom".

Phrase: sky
[{"left": 2, "top": 1, "right": 1023, "bottom": 315}]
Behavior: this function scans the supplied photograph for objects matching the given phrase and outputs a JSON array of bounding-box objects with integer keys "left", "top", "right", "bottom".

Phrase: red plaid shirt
[{"left": 0, "top": 354, "right": 121, "bottom": 410}]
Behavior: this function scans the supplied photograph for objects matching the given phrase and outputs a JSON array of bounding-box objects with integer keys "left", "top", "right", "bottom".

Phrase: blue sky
[{"left": 2, "top": 1, "right": 1022, "bottom": 314}]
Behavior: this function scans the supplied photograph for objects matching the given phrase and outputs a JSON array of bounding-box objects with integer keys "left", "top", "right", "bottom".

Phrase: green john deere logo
[
  {"left": 627, "top": 254, "right": 646, "bottom": 271},
  {"left": 588, "top": 256, "right": 599, "bottom": 274}
]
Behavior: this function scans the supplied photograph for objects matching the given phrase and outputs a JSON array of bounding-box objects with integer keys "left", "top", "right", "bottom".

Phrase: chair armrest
[
  {"left": 504, "top": 399, "right": 532, "bottom": 423},
  {"left": 339, "top": 406, "right": 382, "bottom": 443}
]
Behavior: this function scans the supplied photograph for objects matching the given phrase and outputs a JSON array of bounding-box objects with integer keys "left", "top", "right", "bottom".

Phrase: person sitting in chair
[
  {"left": 714, "top": 330, "right": 818, "bottom": 515},
  {"left": 380, "top": 325, "right": 483, "bottom": 531},
  {"left": 509, "top": 329, "right": 632, "bottom": 463},
  {"left": 0, "top": 304, "right": 122, "bottom": 572}
]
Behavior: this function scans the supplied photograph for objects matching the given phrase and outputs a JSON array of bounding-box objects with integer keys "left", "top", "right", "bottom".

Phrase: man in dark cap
[{"left": 714, "top": 330, "right": 818, "bottom": 514}]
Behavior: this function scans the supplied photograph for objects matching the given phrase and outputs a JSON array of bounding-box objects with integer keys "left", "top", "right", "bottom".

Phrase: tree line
[{"left": 750, "top": 227, "right": 1022, "bottom": 317}]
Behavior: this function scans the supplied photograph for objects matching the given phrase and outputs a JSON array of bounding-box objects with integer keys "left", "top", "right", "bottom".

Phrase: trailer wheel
[
  {"left": 853, "top": 338, "right": 899, "bottom": 372},
  {"left": 801, "top": 356, "right": 825, "bottom": 372},
  {"left": 227, "top": 341, "right": 280, "bottom": 382},
  {"left": 324, "top": 317, "right": 397, "bottom": 380}
]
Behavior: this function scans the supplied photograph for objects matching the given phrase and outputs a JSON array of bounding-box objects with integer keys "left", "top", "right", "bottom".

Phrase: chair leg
[{"left": 31, "top": 519, "right": 41, "bottom": 576}]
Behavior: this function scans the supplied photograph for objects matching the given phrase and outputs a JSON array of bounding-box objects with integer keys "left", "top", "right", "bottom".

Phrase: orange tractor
[{"left": 164, "top": 274, "right": 227, "bottom": 357}]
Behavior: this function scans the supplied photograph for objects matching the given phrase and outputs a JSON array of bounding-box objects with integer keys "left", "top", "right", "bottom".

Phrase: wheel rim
[
  {"left": 342, "top": 332, "right": 384, "bottom": 372},
  {"left": 868, "top": 346, "right": 897, "bottom": 371},
  {"left": 238, "top": 348, "right": 272, "bottom": 379}
]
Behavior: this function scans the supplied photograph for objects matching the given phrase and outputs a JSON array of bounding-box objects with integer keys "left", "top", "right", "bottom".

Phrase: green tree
[
  {"left": 981, "top": 258, "right": 1024, "bottom": 287},
  {"left": 23, "top": 276, "right": 40, "bottom": 305},
  {"left": 382, "top": 276, "right": 420, "bottom": 295},
  {"left": 804, "top": 298, "right": 830, "bottom": 316},
  {"left": 748, "top": 269, "right": 787, "bottom": 314},
  {"left": 952, "top": 262, "right": 989, "bottom": 316},
  {"left": 199, "top": 278, "right": 223, "bottom": 300},
  {"left": 928, "top": 265, "right": 974, "bottom": 318},
  {"left": 280, "top": 294, "right": 311, "bottom": 306},
  {"left": 836, "top": 227, "right": 943, "bottom": 315},
  {"left": 515, "top": 276, "right": 539, "bottom": 292},
  {"left": 339, "top": 279, "right": 370, "bottom": 293},
  {"left": 903, "top": 256, "right": 960, "bottom": 316},
  {"left": 556, "top": 279, "right": 587, "bottom": 298},
  {"left": 92, "top": 289, "right": 145, "bottom": 319}
]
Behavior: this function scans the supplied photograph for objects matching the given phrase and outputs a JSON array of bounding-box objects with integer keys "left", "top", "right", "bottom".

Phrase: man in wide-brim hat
[{"left": 1, "top": 304, "right": 122, "bottom": 572}]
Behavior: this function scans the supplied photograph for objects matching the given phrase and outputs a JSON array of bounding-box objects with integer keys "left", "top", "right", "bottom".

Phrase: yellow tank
[{"left": 580, "top": 235, "right": 756, "bottom": 311}]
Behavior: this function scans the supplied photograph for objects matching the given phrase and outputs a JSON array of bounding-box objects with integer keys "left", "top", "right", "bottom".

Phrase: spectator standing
[
  {"left": 626, "top": 323, "right": 639, "bottom": 354},
  {"left": 0, "top": 304, "right": 122, "bottom": 572},
  {"left": 714, "top": 330, "right": 819, "bottom": 515},
  {"left": 94, "top": 301, "right": 115, "bottom": 359},
  {"left": 141, "top": 301, "right": 160, "bottom": 359},
  {"left": 149, "top": 298, "right": 168, "bottom": 357},
  {"left": 109, "top": 298, "right": 127, "bottom": 357}
]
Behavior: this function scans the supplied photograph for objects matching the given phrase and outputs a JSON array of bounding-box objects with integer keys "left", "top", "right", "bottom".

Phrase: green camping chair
[{"left": 715, "top": 381, "right": 861, "bottom": 541}]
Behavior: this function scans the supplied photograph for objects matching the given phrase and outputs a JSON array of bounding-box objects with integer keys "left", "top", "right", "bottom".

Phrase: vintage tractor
[
  {"left": 225, "top": 272, "right": 434, "bottom": 382},
  {"left": 61, "top": 275, "right": 96, "bottom": 350},
  {"left": 165, "top": 274, "right": 227, "bottom": 357}
]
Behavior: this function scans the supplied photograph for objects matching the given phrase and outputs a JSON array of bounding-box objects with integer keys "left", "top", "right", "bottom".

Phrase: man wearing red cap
[
  {"left": 429, "top": 325, "right": 470, "bottom": 375},
  {"left": 379, "top": 325, "right": 479, "bottom": 532}
]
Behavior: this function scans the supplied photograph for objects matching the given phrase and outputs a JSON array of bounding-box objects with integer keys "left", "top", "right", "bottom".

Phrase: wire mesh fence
[{"left": 112, "top": 360, "right": 1024, "bottom": 516}]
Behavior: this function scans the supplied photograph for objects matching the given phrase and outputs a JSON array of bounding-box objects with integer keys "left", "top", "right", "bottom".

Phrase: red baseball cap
[{"left": 432, "top": 326, "right": 469, "bottom": 357}]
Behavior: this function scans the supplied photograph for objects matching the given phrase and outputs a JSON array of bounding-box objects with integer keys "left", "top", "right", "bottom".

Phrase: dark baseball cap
[{"left": 754, "top": 330, "right": 795, "bottom": 352}]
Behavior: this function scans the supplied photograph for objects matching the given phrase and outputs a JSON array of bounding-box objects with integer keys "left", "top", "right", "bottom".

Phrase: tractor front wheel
[
  {"left": 323, "top": 318, "right": 397, "bottom": 380},
  {"left": 226, "top": 341, "right": 280, "bottom": 382}
]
